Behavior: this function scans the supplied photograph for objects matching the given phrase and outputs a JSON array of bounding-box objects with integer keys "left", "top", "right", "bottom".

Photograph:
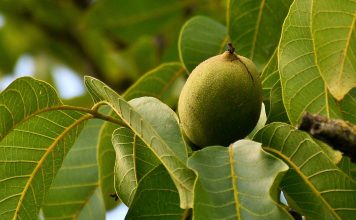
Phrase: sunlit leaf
[
  {"left": 42, "top": 119, "right": 105, "bottom": 219},
  {"left": 85, "top": 77, "right": 196, "bottom": 209},
  {"left": 178, "top": 16, "right": 228, "bottom": 73},
  {"left": 126, "top": 165, "right": 186, "bottom": 219},
  {"left": 227, "top": 0, "right": 293, "bottom": 69},
  {"left": 254, "top": 123, "right": 356, "bottom": 219},
  {"left": 278, "top": 0, "right": 343, "bottom": 125},
  {"left": 0, "top": 77, "right": 89, "bottom": 219},
  {"left": 187, "top": 140, "right": 291, "bottom": 220},
  {"left": 311, "top": 0, "right": 356, "bottom": 100}
]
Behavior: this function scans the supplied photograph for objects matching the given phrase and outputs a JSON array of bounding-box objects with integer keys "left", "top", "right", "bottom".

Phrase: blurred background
[
  {"left": 0, "top": 0, "right": 225, "bottom": 218},
  {"left": 0, "top": 0, "right": 226, "bottom": 105}
]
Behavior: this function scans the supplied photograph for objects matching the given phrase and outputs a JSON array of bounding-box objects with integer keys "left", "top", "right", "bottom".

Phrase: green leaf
[
  {"left": 129, "top": 97, "right": 188, "bottom": 161},
  {"left": 311, "top": 0, "right": 356, "bottom": 100},
  {"left": 112, "top": 96, "right": 191, "bottom": 206},
  {"left": 42, "top": 119, "right": 105, "bottom": 219},
  {"left": 112, "top": 125, "right": 160, "bottom": 206},
  {"left": 0, "top": 77, "right": 89, "bottom": 219},
  {"left": 314, "top": 139, "right": 343, "bottom": 165},
  {"left": 76, "top": 188, "right": 106, "bottom": 220},
  {"left": 178, "top": 16, "right": 228, "bottom": 73},
  {"left": 227, "top": 0, "right": 293, "bottom": 69},
  {"left": 339, "top": 88, "right": 356, "bottom": 124},
  {"left": 278, "top": 0, "right": 343, "bottom": 125},
  {"left": 260, "top": 51, "right": 289, "bottom": 123},
  {"left": 97, "top": 119, "right": 119, "bottom": 210},
  {"left": 337, "top": 157, "right": 356, "bottom": 180},
  {"left": 126, "top": 165, "right": 187, "bottom": 219},
  {"left": 254, "top": 122, "right": 356, "bottom": 219},
  {"left": 97, "top": 63, "right": 185, "bottom": 209},
  {"left": 187, "top": 140, "right": 291, "bottom": 220},
  {"left": 124, "top": 62, "right": 185, "bottom": 107},
  {"left": 85, "top": 77, "right": 196, "bottom": 208}
]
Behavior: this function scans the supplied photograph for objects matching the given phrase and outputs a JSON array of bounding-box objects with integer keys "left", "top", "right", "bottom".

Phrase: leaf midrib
[
  {"left": 310, "top": 0, "right": 331, "bottom": 119},
  {"left": 86, "top": 77, "right": 197, "bottom": 207},
  {"left": 250, "top": 0, "right": 266, "bottom": 60},
  {"left": 264, "top": 147, "right": 341, "bottom": 220},
  {"left": 0, "top": 105, "right": 65, "bottom": 141},
  {"left": 228, "top": 146, "right": 241, "bottom": 219},
  {"left": 337, "top": 11, "right": 356, "bottom": 86},
  {"left": 12, "top": 114, "right": 92, "bottom": 220},
  {"left": 279, "top": 0, "right": 334, "bottom": 124},
  {"left": 1, "top": 105, "right": 121, "bottom": 142},
  {"left": 101, "top": 99, "right": 194, "bottom": 194}
]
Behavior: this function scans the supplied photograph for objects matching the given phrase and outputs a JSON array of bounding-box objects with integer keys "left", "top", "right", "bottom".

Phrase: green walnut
[{"left": 178, "top": 44, "right": 262, "bottom": 147}]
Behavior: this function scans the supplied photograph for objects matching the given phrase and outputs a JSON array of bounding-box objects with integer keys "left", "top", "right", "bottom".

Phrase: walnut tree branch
[{"left": 298, "top": 112, "right": 356, "bottom": 162}]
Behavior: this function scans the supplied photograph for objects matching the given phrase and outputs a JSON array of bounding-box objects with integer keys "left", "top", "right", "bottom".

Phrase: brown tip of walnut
[{"left": 227, "top": 43, "right": 235, "bottom": 54}]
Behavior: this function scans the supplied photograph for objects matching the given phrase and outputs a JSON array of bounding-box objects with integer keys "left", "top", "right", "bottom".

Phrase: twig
[{"left": 298, "top": 112, "right": 356, "bottom": 162}]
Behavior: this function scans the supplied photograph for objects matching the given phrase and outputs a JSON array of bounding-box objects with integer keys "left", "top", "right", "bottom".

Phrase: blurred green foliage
[{"left": 0, "top": 0, "right": 225, "bottom": 96}]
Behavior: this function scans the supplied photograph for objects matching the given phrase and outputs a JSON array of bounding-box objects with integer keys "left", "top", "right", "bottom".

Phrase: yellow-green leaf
[
  {"left": 312, "top": 0, "right": 356, "bottom": 100},
  {"left": 278, "top": 0, "right": 343, "bottom": 125}
]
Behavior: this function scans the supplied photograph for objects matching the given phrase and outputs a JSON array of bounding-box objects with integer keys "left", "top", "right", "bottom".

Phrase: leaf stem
[
  {"left": 299, "top": 112, "right": 356, "bottom": 162},
  {"left": 58, "top": 105, "right": 125, "bottom": 127}
]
